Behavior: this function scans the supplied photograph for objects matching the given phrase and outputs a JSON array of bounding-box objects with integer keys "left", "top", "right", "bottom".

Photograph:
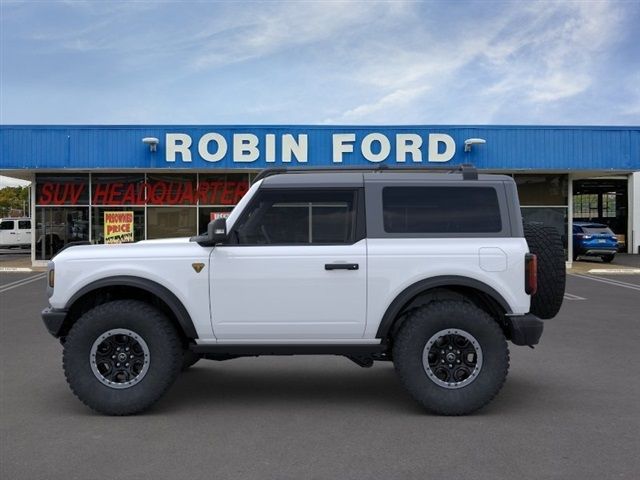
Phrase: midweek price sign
[{"left": 104, "top": 211, "right": 134, "bottom": 244}]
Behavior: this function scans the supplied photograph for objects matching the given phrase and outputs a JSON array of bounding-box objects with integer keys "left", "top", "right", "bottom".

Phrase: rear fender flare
[{"left": 375, "top": 276, "right": 512, "bottom": 339}]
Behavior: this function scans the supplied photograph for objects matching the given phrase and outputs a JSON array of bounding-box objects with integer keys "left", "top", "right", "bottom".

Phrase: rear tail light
[{"left": 525, "top": 253, "right": 537, "bottom": 295}]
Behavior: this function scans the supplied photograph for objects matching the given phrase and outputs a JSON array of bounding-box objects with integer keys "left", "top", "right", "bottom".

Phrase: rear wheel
[
  {"left": 393, "top": 301, "right": 509, "bottom": 415},
  {"left": 602, "top": 254, "right": 615, "bottom": 263},
  {"left": 63, "top": 300, "right": 183, "bottom": 415}
]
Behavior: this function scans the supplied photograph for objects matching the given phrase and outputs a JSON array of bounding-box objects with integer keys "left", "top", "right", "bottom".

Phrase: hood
[{"left": 52, "top": 237, "right": 206, "bottom": 262}]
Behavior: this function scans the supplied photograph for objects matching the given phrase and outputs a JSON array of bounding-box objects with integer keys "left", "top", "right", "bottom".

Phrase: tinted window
[
  {"left": 1, "top": 220, "right": 14, "bottom": 230},
  {"left": 583, "top": 226, "right": 614, "bottom": 235},
  {"left": 18, "top": 220, "right": 31, "bottom": 229},
  {"left": 383, "top": 187, "right": 502, "bottom": 233},
  {"left": 233, "top": 190, "right": 356, "bottom": 245}
]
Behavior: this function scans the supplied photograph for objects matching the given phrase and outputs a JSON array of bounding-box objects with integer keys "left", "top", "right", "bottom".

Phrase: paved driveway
[{"left": 1, "top": 271, "right": 639, "bottom": 480}]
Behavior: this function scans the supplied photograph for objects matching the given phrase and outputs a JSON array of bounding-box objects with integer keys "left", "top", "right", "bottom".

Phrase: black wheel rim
[
  {"left": 422, "top": 329, "right": 483, "bottom": 389},
  {"left": 90, "top": 329, "right": 150, "bottom": 389}
]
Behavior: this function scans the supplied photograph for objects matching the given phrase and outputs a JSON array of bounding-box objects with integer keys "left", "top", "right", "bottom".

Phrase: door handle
[{"left": 325, "top": 263, "right": 359, "bottom": 271}]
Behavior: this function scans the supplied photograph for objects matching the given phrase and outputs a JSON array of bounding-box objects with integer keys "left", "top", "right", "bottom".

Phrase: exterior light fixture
[
  {"left": 142, "top": 137, "right": 159, "bottom": 152},
  {"left": 464, "top": 138, "right": 486, "bottom": 152}
]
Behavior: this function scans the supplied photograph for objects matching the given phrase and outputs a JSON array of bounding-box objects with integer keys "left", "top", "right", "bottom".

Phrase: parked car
[
  {"left": 0, "top": 217, "right": 32, "bottom": 249},
  {"left": 573, "top": 222, "right": 618, "bottom": 262},
  {"left": 42, "top": 166, "right": 566, "bottom": 416}
]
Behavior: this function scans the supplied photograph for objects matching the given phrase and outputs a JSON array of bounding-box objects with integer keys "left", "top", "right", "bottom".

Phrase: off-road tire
[
  {"left": 181, "top": 350, "right": 201, "bottom": 371},
  {"left": 63, "top": 300, "right": 183, "bottom": 415},
  {"left": 602, "top": 254, "right": 615, "bottom": 263},
  {"left": 393, "top": 301, "right": 509, "bottom": 415},
  {"left": 524, "top": 223, "right": 566, "bottom": 319}
]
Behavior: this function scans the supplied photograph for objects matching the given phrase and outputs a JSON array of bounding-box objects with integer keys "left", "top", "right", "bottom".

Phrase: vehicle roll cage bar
[{"left": 253, "top": 163, "right": 478, "bottom": 182}]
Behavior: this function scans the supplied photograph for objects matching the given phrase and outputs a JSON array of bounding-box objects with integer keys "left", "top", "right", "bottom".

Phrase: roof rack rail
[{"left": 252, "top": 163, "right": 478, "bottom": 183}]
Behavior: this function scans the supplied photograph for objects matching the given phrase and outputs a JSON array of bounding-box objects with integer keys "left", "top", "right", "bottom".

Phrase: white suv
[
  {"left": 42, "top": 166, "right": 565, "bottom": 415},
  {"left": 0, "top": 217, "right": 32, "bottom": 248}
]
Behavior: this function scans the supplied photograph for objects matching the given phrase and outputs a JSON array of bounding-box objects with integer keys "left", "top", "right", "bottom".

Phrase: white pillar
[
  {"left": 567, "top": 174, "right": 573, "bottom": 265},
  {"left": 630, "top": 172, "right": 640, "bottom": 254}
]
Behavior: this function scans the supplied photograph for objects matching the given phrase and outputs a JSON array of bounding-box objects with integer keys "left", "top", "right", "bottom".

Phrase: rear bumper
[
  {"left": 41, "top": 307, "right": 68, "bottom": 338},
  {"left": 581, "top": 248, "right": 617, "bottom": 256},
  {"left": 506, "top": 314, "right": 544, "bottom": 346}
]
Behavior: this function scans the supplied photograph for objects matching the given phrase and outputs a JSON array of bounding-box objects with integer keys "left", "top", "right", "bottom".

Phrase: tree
[{"left": 0, "top": 186, "right": 29, "bottom": 217}]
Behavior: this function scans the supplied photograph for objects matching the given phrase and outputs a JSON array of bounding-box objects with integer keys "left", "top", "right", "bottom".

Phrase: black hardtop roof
[{"left": 259, "top": 166, "right": 514, "bottom": 188}]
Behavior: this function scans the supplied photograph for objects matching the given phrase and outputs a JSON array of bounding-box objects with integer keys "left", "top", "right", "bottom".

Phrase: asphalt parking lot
[{"left": 1, "top": 267, "right": 639, "bottom": 480}]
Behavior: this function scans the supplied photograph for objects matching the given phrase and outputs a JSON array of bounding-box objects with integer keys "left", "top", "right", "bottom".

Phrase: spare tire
[{"left": 524, "top": 224, "right": 566, "bottom": 319}]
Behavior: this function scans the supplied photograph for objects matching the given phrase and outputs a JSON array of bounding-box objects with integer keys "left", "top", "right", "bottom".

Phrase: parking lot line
[
  {"left": 0, "top": 273, "right": 46, "bottom": 294},
  {"left": 570, "top": 273, "right": 640, "bottom": 292},
  {"left": 563, "top": 292, "right": 586, "bottom": 300}
]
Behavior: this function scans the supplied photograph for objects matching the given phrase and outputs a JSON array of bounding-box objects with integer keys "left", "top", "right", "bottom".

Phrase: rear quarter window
[{"left": 382, "top": 186, "right": 502, "bottom": 234}]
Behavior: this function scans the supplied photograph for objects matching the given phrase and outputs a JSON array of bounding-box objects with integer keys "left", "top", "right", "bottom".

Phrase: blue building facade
[{"left": 1, "top": 125, "right": 638, "bottom": 262}]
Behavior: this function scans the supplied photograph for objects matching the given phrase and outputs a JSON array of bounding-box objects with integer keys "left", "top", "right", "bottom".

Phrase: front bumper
[
  {"left": 41, "top": 307, "right": 68, "bottom": 338},
  {"left": 506, "top": 314, "right": 543, "bottom": 346}
]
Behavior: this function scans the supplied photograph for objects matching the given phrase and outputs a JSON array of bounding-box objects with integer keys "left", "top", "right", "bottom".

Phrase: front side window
[
  {"left": 383, "top": 186, "right": 502, "bottom": 234},
  {"left": 18, "top": 220, "right": 31, "bottom": 229},
  {"left": 233, "top": 190, "right": 356, "bottom": 245}
]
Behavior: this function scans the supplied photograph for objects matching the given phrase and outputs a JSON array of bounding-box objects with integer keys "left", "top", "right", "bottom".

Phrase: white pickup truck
[{"left": 42, "top": 166, "right": 565, "bottom": 416}]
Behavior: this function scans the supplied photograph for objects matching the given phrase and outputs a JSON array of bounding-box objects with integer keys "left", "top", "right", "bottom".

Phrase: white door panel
[{"left": 210, "top": 241, "right": 367, "bottom": 339}]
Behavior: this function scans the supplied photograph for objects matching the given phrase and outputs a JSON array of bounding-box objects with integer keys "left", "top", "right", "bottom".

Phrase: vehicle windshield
[{"left": 582, "top": 226, "right": 614, "bottom": 235}]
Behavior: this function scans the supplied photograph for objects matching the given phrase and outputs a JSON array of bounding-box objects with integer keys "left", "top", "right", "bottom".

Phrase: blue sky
[{"left": 1, "top": 0, "right": 639, "bottom": 125}]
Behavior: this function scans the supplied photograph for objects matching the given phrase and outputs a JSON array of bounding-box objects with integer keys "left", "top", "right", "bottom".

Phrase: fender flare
[
  {"left": 375, "top": 275, "right": 512, "bottom": 339},
  {"left": 65, "top": 275, "right": 198, "bottom": 339}
]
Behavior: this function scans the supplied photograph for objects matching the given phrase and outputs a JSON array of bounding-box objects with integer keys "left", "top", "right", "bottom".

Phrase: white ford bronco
[{"left": 42, "top": 166, "right": 565, "bottom": 415}]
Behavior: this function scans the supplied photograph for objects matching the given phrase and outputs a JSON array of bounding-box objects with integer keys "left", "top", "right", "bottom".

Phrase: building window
[
  {"left": 147, "top": 207, "right": 197, "bottom": 239},
  {"left": 91, "top": 207, "right": 144, "bottom": 244},
  {"left": 35, "top": 207, "right": 89, "bottom": 259}
]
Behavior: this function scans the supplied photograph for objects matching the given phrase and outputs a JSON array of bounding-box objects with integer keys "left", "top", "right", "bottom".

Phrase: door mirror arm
[{"left": 190, "top": 218, "right": 228, "bottom": 246}]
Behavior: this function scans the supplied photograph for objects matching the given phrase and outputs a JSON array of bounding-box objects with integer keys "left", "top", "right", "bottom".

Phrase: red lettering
[
  {"left": 165, "top": 182, "right": 182, "bottom": 205},
  {"left": 149, "top": 181, "right": 167, "bottom": 204},
  {"left": 196, "top": 182, "right": 209, "bottom": 204},
  {"left": 107, "top": 183, "right": 123, "bottom": 205},
  {"left": 234, "top": 181, "right": 249, "bottom": 203},
  {"left": 220, "top": 181, "right": 235, "bottom": 204},
  {"left": 68, "top": 184, "right": 85, "bottom": 205},
  {"left": 121, "top": 184, "right": 136, "bottom": 205},
  {"left": 93, "top": 184, "right": 110, "bottom": 204},
  {"left": 208, "top": 181, "right": 224, "bottom": 204},
  {"left": 39, "top": 183, "right": 53, "bottom": 205},
  {"left": 181, "top": 182, "right": 195, "bottom": 205}
]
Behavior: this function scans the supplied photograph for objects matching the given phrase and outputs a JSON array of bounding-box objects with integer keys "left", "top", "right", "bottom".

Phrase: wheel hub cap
[
  {"left": 423, "top": 328, "right": 483, "bottom": 389},
  {"left": 90, "top": 329, "right": 150, "bottom": 390}
]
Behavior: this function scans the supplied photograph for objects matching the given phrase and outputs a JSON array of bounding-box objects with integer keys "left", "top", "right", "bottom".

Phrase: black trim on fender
[
  {"left": 41, "top": 307, "right": 68, "bottom": 337},
  {"left": 66, "top": 276, "right": 198, "bottom": 339},
  {"left": 190, "top": 344, "right": 387, "bottom": 356},
  {"left": 375, "top": 276, "right": 512, "bottom": 339},
  {"left": 505, "top": 314, "right": 544, "bottom": 346}
]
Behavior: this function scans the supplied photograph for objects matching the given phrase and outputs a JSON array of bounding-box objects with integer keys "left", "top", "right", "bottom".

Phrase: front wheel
[
  {"left": 393, "top": 301, "right": 509, "bottom": 415},
  {"left": 602, "top": 254, "right": 615, "bottom": 263},
  {"left": 63, "top": 300, "right": 183, "bottom": 415}
]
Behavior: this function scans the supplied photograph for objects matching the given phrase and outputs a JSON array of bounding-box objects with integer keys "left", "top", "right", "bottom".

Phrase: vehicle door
[
  {"left": 17, "top": 220, "right": 32, "bottom": 244},
  {"left": 0, "top": 220, "right": 16, "bottom": 246},
  {"left": 209, "top": 187, "right": 367, "bottom": 340}
]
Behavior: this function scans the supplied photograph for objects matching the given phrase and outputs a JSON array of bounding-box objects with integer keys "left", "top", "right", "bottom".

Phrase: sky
[{"left": 0, "top": 0, "right": 639, "bottom": 126}]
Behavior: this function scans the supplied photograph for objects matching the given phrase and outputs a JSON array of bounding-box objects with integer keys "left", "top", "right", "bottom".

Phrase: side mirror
[
  {"left": 207, "top": 217, "right": 227, "bottom": 244},
  {"left": 190, "top": 217, "right": 227, "bottom": 246}
]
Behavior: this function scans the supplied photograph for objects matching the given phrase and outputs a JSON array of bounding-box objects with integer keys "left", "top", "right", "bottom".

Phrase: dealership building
[{"left": 1, "top": 125, "right": 639, "bottom": 266}]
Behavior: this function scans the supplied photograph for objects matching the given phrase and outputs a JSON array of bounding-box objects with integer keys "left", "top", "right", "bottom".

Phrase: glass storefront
[
  {"left": 34, "top": 171, "right": 573, "bottom": 260},
  {"left": 35, "top": 172, "right": 251, "bottom": 259}
]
